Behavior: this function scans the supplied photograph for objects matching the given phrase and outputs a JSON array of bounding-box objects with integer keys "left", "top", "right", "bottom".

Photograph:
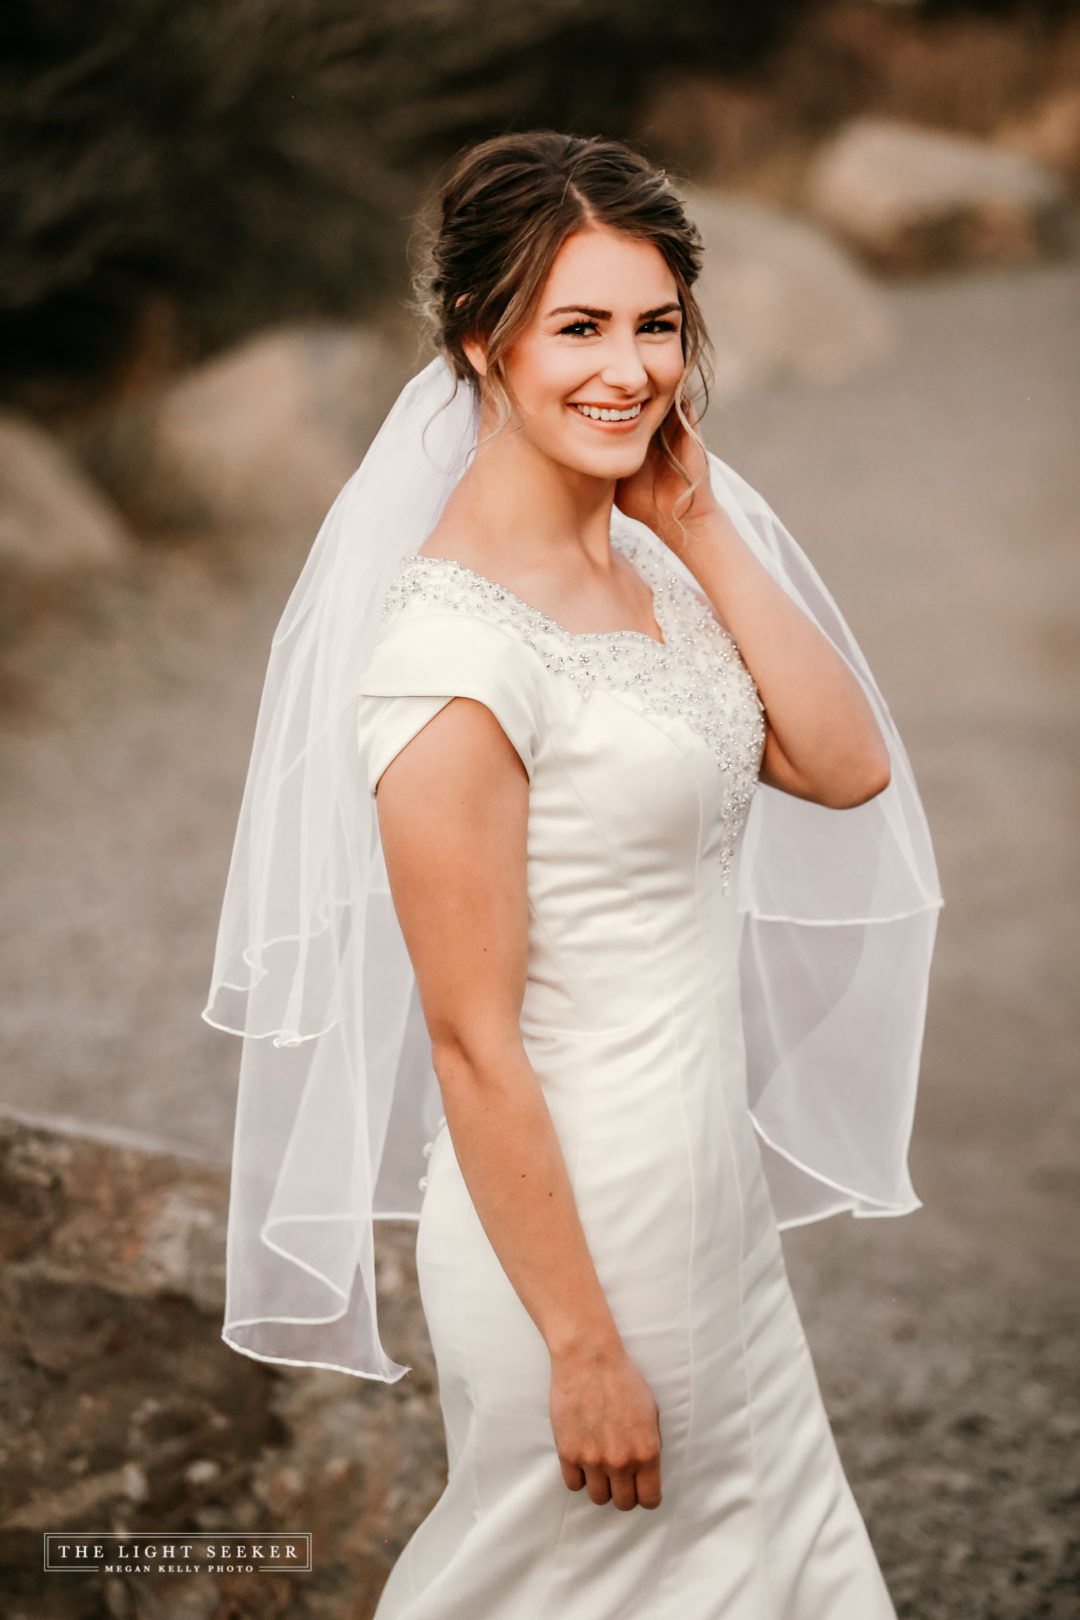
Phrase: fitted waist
[
  {"left": 514, "top": 973, "right": 763, "bottom": 1296},
  {"left": 519, "top": 944, "right": 742, "bottom": 1044},
  {"left": 521, "top": 829, "right": 745, "bottom": 1027}
]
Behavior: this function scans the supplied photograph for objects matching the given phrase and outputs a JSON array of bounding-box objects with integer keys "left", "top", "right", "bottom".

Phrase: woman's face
[{"left": 473, "top": 226, "right": 687, "bottom": 483}]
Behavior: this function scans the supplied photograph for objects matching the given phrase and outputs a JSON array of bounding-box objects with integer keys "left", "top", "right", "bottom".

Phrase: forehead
[{"left": 539, "top": 227, "right": 678, "bottom": 312}]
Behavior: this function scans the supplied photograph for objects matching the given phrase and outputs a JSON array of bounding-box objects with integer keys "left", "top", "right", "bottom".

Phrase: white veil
[{"left": 203, "top": 355, "right": 942, "bottom": 1379}]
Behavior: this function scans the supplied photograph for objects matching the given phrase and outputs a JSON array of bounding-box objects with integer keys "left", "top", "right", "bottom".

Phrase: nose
[{"left": 598, "top": 329, "right": 649, "bottom": 395}]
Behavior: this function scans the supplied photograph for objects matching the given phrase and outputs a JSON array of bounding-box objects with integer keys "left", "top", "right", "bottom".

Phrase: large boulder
[
  {"left": 83, "top": 324, "right": 412, "bottom": 541},
  {"left": 993, "top": 88, "right": 1080, "bottom": 195},
  {"left": 801, "top": 116, "right": 1072, "bottom": 272},
  {"left": 0, "top": 412, "right": 131, "bottom": 642},
  {"left": 0, "top": 1117, "right": 443, "bottom": 1619},
  {"left": 686, "top": 189, "right": 899, "bottom": 404}
]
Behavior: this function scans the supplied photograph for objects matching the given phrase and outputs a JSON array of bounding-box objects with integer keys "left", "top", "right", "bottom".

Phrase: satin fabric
[{"left": 356, "top": 526, "right": 896, "bottom": 1619}]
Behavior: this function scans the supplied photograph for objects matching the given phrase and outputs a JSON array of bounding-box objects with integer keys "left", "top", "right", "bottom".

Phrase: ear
[{"left": 462, "top": 335, "right": 489, "bottom": 378}]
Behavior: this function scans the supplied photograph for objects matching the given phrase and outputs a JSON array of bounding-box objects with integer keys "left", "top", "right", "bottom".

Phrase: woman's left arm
[
  {"left": 618, "top": 428, "right": 891, "bottom": 810},
  {"left": 676, "top": 505, "right": 890, "bottom": 808}
]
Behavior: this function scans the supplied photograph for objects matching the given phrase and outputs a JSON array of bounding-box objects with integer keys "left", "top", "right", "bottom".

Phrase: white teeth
[{"left": 573, "top": 403, "right": 642, "bottom": 422}]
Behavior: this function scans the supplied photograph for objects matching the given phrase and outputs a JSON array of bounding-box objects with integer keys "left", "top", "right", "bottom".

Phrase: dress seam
[
  {"left": 696, "top": 792, "right": 781, "bottom": 1620},
  {"left": 524, "top": 894, "right": 585, "bottom": 1028},
  {"left": 536, "top": 868, "right": 601, "bottom": 1615},
  {"left": 545, "top": 738, "right": 644, "bottom": 938},
  {"left": 651, "top": 785, "right": 705, "bottom": 1620}
]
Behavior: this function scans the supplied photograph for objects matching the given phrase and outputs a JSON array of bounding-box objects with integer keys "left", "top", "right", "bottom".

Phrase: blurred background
[{"left": 1, "top": 0, "right": 1078, "bottom": 1615}]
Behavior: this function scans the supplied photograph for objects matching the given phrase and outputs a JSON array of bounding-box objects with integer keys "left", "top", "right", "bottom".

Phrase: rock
[
  {"left": 685, "top": 189, "right": 899, "bottom": 403},
  {"left": 994, "top": 88, "right": 1080, "bottom": 194},
  {"left": 801, "top": 116, "right": 1072, "bottom": 272},
  {"left": 0, "top": 412, "right": 131, "bottom": 642},
  {"left": 82, "top": 323, "right": 411, "bottom": 541},
  {"left": 0, "top": 1117, "right": 444, "bottom": 1619}
]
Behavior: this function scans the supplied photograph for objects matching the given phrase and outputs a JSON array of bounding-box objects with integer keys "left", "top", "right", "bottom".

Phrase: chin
[{"left": 553, "top": 436, "right": 652, "bottom": 482}]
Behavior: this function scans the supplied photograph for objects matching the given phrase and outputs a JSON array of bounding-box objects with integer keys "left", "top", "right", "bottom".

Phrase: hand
[
  {"left": 615, "top": 395, "right": 719, "bottom": 553},
  {"left": 549, "top": 1341, "right": 663, "bottom": 1511}
]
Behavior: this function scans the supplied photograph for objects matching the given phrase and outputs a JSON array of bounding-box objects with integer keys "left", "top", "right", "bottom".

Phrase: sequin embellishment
[{"left": 377, "top": 521, "right": 766, "bottom": 888}]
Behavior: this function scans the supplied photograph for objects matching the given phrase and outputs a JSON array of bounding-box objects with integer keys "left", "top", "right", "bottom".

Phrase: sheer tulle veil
[{"left": 203, "top": 355, "right": 942, "bottom": 1379}]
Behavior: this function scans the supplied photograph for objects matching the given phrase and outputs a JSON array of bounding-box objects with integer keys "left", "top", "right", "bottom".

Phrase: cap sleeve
[{"left": 356, "top": 612, "right": 543, "bottom": 796}]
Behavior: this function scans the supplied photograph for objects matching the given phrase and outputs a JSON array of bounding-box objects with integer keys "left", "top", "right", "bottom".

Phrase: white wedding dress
[{"left": 355, "top": 514, "right": 896, "bottom": 1620}]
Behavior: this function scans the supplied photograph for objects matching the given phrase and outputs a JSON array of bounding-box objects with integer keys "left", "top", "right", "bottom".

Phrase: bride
[{"left": 206, "top": 130, "right": 941, "bottom": 1619}]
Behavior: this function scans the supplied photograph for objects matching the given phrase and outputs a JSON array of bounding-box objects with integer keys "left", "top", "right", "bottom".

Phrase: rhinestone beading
[{"left": 377, "top": 522, "right": 766, "bottom": 888}]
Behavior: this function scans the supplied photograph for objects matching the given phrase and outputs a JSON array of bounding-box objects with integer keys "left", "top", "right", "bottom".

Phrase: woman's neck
[{"left": 432, "top": 411, "right": 620, "bottom": 583}]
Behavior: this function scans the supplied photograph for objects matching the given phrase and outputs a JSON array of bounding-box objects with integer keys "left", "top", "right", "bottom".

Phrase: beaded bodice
[{"left": 377, "top": 520, "right": 767, "bottom": 888}]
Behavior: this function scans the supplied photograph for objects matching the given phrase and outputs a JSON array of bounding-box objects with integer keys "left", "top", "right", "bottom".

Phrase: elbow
[
  {"left": 821, "top": 750, "right": 891, "bottom": 810},
  {"left": 430, "top": 1027, "right": 483, "bottom": 1088},
  {"left": 429, "top": 1018, "right": 522, "bottom": 1093}
]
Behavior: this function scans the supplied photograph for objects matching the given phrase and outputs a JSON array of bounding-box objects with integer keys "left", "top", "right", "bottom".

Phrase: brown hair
[{"left": 414, "top": 130, "right": 712, "bottom": 491}]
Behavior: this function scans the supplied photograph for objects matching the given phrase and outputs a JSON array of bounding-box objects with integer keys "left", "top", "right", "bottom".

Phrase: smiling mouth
[{"left": 570, "top": 402, "right": 645, "bottom": 423}]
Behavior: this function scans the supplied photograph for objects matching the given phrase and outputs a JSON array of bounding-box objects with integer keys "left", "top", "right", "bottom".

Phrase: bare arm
[
  {"left": 617, "top": 421, "right": 891, "bottom": 809},
  {"left": 374, "top": 695, "right": 662, "bottom": 1510},
  {"left": 676, "top": 507, "right": 890, "bottom": 807}
]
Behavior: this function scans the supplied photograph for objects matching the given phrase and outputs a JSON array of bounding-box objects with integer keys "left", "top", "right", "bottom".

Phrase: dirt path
[
  {"left": 2, "top": 254, "right": 1078, "bottom": 1615},
  {"left": 713, "top": 258, "right": 1080, "bottom": 1615}
]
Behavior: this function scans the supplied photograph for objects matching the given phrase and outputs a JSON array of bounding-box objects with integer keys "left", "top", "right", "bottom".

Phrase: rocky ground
[{"left": 1, "top": 245, "right": 1078, "bottom": 1616}]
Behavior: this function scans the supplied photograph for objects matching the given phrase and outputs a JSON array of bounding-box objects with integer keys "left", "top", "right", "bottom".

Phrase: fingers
[
  {"left": 608, "top": 1467, "right": 639, "bottom": 1513},
  {"left": 634, "top": 1456, "right": 663, "bottom": 1511},
  {"left": 550, "top": 1356, "right": 664, "bottom": 1512},
  {"left": 560, "top": 1459, "right": 663, "bottom": 1512}
]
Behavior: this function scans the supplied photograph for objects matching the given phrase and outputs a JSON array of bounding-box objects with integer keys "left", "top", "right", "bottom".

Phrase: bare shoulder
[
  {"left": 416, "top": 510, "right": 511, "bottom": 581},
  {"left": 415, "top": 485, "right": 534, "bottom": 591},
  {"left": 416, "top": 511, "right": 471, "bottom": 564}
]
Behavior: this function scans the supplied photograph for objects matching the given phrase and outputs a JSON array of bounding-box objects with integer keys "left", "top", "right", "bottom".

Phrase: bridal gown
[{"left": 355, "top": 514, "right": 896, "bottom": 1620}]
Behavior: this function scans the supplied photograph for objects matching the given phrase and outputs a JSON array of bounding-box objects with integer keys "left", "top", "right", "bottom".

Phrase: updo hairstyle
[{"left": 415, "top": 131, "right": 712, "bottom": 470}]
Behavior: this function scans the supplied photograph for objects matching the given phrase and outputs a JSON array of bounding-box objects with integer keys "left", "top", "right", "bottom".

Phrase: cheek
[
  {"left": 651, "top": 346, "right": 686, "bottom": 399},
  {"left": 503, "top": 340, "right": 575, "bottom": 408},
  {"left": 541, "top": 357, "right": 594, "bottom": 410}
]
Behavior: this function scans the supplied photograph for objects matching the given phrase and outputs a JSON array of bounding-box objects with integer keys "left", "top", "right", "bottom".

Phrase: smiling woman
[
  {"left": 206, "top": 130, "right": 941, "bottom": 1620},
  {"left": 419, "top": 225, "right": 695, "bottom": 639},
  {"left": 468, "top": 234, "right": 686, "bottom": 462},
  {"left": 363, "top": 133, "right": 907, "bottom": 1618}
]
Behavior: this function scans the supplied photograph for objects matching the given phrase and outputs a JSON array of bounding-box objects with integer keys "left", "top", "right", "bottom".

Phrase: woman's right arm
[{"left": 374, "top": 693, "right": 662, "bottom": 1512}]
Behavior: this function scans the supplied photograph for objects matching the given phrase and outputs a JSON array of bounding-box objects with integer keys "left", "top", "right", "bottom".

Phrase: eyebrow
[{"left": 547, "top": 302, "right": 682, "bottom": 322}]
